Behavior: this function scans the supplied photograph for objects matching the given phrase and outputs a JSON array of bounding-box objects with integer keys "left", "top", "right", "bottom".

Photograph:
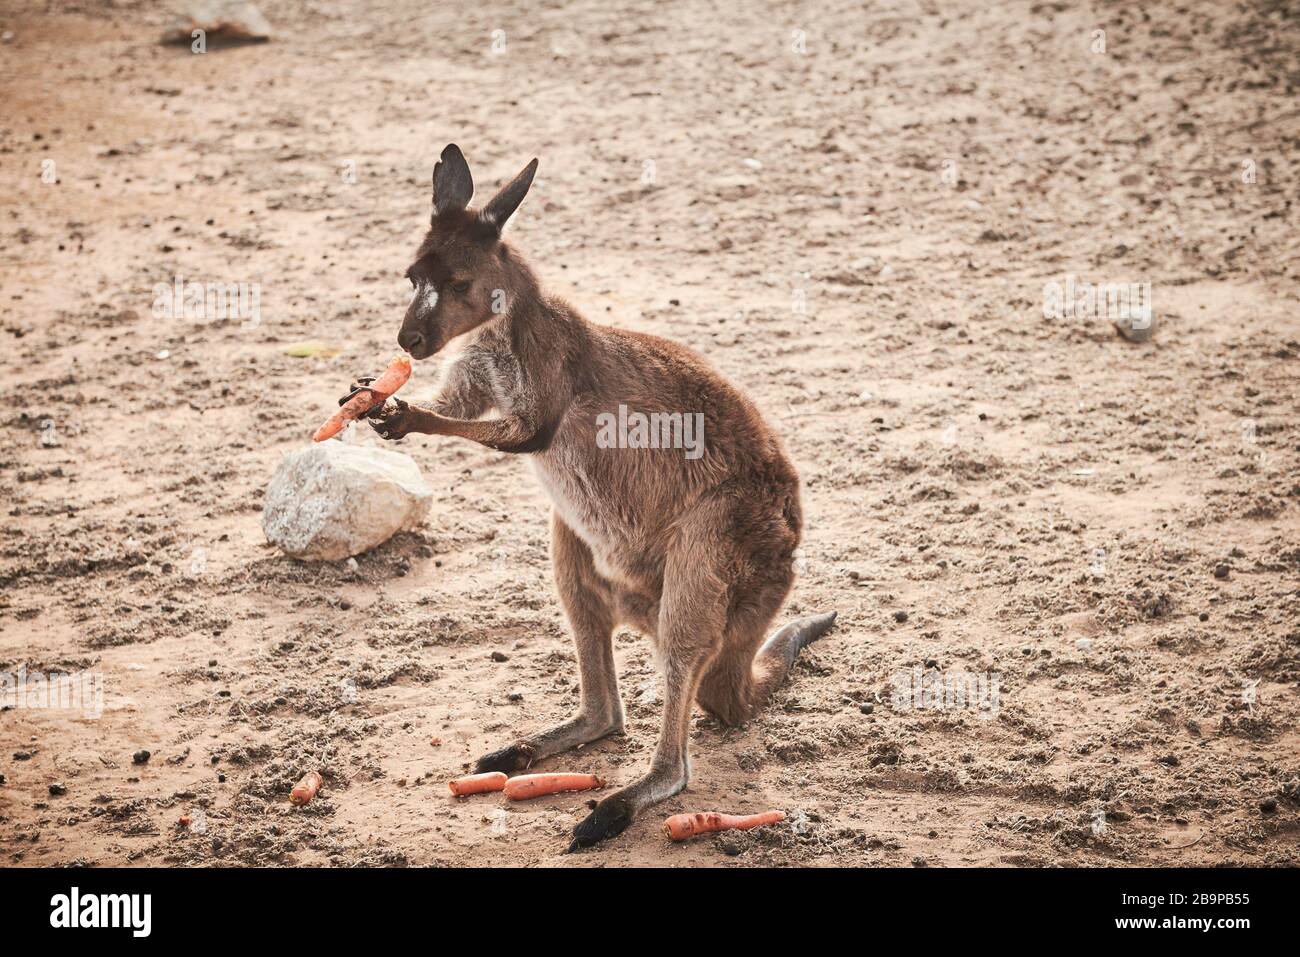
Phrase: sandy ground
[{"left": 1, "top": 0, "right": 1298, "bottom": 868}]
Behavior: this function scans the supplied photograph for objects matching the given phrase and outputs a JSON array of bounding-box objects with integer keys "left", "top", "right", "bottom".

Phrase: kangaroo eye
[{"left": 451, "top": 280, "right": 472, "bottom": 295}]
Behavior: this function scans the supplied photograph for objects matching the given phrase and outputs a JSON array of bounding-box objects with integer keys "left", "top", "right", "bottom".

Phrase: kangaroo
[{"left": 348, "top": 144, "right": 836, "bottom": 849}]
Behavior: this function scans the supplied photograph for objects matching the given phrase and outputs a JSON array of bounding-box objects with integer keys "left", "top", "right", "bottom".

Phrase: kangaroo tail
[{"left": 752, "top": 611, "right": 838, "bottom": 702}]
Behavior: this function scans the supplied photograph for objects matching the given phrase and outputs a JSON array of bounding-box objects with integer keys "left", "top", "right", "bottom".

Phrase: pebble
[
  {"left": 132, "top": 749, "right": 151, "bottom": 765},
  {"left": 893, "top": 610, "right": 909, "bottom": 623},
  {"left": 48, "top": 783, "right": 67, "bottom": 796},
  {"left": 490, "top": 651, "right": 509, "bottom": 662},
  {"left": 1213, "top": 563, "right": 1230, "bottom": 579}
]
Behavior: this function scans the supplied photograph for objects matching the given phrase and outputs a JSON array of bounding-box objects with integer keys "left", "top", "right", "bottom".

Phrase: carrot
[
  {"left": 503, "top": 773, "right": 605, "bottom": 801},
  {"left": 289, "top": 770, "right": 324, "bottom": 806},
  {"left": 312, "top": 354, "right": 413, "bottom": 442},
  {"left": 448, "top": 771, "right": 508, "bottom": 797},
  {"left": 663, "top": 810, "right": 785, "bottom": 841}
]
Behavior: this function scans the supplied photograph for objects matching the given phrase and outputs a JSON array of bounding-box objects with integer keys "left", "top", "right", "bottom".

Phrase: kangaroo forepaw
[
  {"left": 473, "top": 742, "right": 536, "bottom": 775},
  {"left": 568, "top": 794, "right": 636, "bottom": 851}
]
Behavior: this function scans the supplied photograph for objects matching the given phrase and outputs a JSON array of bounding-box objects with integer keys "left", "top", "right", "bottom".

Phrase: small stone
[
  {"left": 1114, "top": 315, "right": 1154, "bottom": 343},
  {"left": 490, "top": 651, "right": 509, "bottom": 662},
  {"left": 1213, "top": 563, "right": 1230, "bottom": 580},
  {"left": 506, "top": 692, "right": 523, "bottom": 702},
  {"left": 132, "top": 749, "right": 151, "bottom": 765},
  {"left": 48, "top": 783, "right": 67, "bottom": 796},
  {"left": 859, "top": 703, "right": 874, "bottom": 715},
  {"left": 1259, "top": 798, "right": 1278, "bottom": 815},
  {"left": 893, "top": 610, "right": 909, "bottom": 623}
]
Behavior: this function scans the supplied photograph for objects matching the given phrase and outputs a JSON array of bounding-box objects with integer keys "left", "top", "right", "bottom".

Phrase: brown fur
[{"left": 365, "top": 145, "right": 835, "bottom": 848}]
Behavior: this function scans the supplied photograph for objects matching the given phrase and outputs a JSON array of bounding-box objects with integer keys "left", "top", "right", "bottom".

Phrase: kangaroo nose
[{"left": 398, "top": 329, "right": 425, "bottom": 354}]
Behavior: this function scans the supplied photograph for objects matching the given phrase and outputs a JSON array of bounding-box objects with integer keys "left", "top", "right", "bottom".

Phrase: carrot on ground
[
  {"left": 663, "top": 810, "right": 785, "bottom": 841},
  {"left": 289, "top": 771, "right": 324, "bottom": 806},
  {"left": 448, "top": 772, "right": 508, "bottom": 797},
  {"left": 503, "top": 773, "right": 605, "bottom": 801},
  {"left": 312, "top": 354, "right": 413, "bottom": 442}
]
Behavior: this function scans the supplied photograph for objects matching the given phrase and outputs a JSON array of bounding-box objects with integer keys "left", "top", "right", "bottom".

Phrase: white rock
[
  {"left": 261, "top": 442, "right": 432, "bottom": 561},
  {"left": 161, "top": 1, "right": 272, "bottom": 44}
]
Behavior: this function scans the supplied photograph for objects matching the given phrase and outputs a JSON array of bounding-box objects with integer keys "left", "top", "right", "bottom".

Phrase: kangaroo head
[{"left": 397, "top": 144, "right": 538, "bottom": 359}]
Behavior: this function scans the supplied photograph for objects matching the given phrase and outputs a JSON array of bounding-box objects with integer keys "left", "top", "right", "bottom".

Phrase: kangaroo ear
[
  {"left": 479, "top": 158, "right": 538, "bottom": 233},
  {"left": 432, "top": 144, "right": 474, "bottom": 218}
]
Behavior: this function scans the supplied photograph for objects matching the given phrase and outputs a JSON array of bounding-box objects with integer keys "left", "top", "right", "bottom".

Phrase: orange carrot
[
  {"left": 312, "top": 354, "right": 413, "bottom": 442},
  {"left": 289, "top": 770, "right": 324, "bottom": 806},
  {"left": 663, "top": 810, "right": 785, "bottom": 841},
  {"left": 448, "top": 772, "right": 508, "bottom": 797},
  {"left": 503, "top": 773, "right": 605, "bottom": 801}
]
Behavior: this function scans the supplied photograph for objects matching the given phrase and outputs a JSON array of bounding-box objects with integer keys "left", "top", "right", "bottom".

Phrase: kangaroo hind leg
[{"left": 474, "top": 513, "right": 624, "bottom": 774}]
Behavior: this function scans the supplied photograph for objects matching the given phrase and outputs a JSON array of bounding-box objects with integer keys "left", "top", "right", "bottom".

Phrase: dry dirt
[{"left": 1, "top": 0, "right": 1298, "bottom": 868}]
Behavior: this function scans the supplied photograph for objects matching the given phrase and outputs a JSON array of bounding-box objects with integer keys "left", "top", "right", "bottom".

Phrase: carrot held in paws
[
  {"left": 448, "top": 772, "right": 508, "bottom": 796},
  {"left": 503, "top": 773, "right": 605, "bottom": 801},
  {"left": 663, "top": 810, "right": 785, "bottom": 841},
  {"left": 312, "top": 354, "right": 413, "bottom": 442},
  {"left": 289, "top": 771, "right": 324, "bottom": 806}
]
